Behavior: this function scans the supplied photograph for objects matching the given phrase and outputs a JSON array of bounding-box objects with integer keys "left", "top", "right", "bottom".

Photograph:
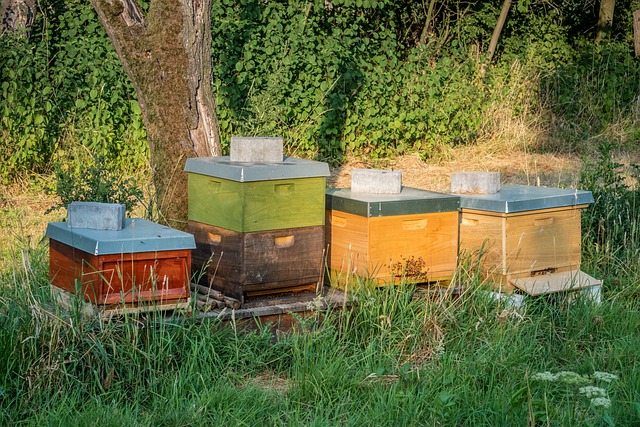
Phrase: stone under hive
[
  {"left": 184, "top": 146, "right": 330, "bottom": 303},
  {"left": 47, "top": 217, "right": 195, "bottom": 310},
  {"left": 325, "top": 170, "right": 460, "bottom": 286},
  {"left": 457, "top": 184, "right": 601, "bottom": 295}
]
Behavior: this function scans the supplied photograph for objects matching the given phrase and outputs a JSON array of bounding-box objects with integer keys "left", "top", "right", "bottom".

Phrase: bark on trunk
[
  {"left": 92, "top": 0, "right": 221, "bottom": 230},
  {"left": 1, "top": 0, "right": 36, "bottom": 36},
  {"left": 419, "top": 0, "right": 437, "bottom": 45},
  {"left": 633, "top": 9, "right": 640, "bottom": 56}
]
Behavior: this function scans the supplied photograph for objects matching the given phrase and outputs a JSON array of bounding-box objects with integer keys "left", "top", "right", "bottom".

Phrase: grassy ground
[
  {"left": 1, "top": 162, "right": 640, "bottom": 425},
  {"left": 1, "top": 248, "right": 639, "bottom": 425}
]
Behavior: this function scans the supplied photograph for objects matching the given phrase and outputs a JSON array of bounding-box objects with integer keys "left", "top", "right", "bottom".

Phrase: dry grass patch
[
  {"left": 241, "top": 370, "right": 290, "bottom": 395},
  {"left": 0, "top": 178, "right": 61, "bottom": 270},
  {"left": 330, "top": 145, "right": 584, "bottom": 193}
]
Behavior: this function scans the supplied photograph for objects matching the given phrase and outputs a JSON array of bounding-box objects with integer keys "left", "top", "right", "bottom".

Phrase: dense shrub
[
  {"left": 0, "top": 0, "right": 147, "bottom": 181},
  {"left": 1, "top": 0, "right": 639, "bottom": 178}
]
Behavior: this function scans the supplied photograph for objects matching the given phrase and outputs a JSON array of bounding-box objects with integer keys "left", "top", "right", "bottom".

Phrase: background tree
[
  {"left": 596, "top": 0, "right": 616, "bottom": 43},
  {"left": 1, "top": 0, "right": 35, "bottom": 35},
  {"left": 91, "top": 0, "right": 221, "bottom": 229}
]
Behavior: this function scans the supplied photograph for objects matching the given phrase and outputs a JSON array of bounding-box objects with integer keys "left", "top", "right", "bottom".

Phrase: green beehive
[{"left": 185, "top": 156, "right": 330, "bottom": 233}]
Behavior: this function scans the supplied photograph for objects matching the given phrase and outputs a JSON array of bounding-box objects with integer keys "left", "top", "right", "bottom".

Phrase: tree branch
[{"left": 487, "top": 0, "right": 512, "bottom": 61}]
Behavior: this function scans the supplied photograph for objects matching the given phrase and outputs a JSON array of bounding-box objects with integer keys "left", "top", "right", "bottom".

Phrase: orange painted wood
[
  {"left": 459, "top": 206, "right": 584, "bottom": 277},
  {"left": 49, "top": 239, "right": 191, "bottom": 305},
  {"left": 326, "top": 210, "right": 459, "bottom": 284}
]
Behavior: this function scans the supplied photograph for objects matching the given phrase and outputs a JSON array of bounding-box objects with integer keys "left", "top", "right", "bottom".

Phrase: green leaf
[{"left": 130, "top": 101, "right": 142, "bottom": 115}]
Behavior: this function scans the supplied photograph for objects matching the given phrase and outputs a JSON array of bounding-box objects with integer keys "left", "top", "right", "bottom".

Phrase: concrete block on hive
[
  {"left": 351, "top": 169, "right": 402, "bottom": 194},
  {"left": 451, "top": 171, "right": 500, "bottom": 194},
  {"left": 230, "top": 136, "right": 283, "bottom": 163},
  {"left": 67, "top": 201, "right": 126, "bottom": 230}
]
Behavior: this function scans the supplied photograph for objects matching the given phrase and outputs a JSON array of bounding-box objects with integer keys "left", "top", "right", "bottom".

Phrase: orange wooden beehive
[
  {"left": 46, "top": 219, "right": 195, "bottom": 307},
  {"left": 325, "top": 187, "right": 460, "bottom": 286}
]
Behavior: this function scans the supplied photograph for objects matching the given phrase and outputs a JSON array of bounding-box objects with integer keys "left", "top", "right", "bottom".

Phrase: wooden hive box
[
  {"left": 185, "top": 156, "right": 330, "bottom": 302},
  {"left": 189, "top": 222, "right": 324, "bottom": 303},
  {"left": 185, "top": 156, "right": 330, "bottom": 232},
  {"left": 458, "top": 184, "right": 600, "bottom": 294},
  {"left": 325, "top": 187, "right": 460, "bottom": 286},
  {"left": 46, "top": 219, "right": 195, "bottom": 307}
]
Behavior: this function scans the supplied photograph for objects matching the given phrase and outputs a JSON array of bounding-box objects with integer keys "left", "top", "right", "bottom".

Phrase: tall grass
[{"left": 1, "top": 231, "right": 640, "bottom": 425}]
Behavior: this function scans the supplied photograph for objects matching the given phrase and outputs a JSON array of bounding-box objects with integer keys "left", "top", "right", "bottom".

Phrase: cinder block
[
  {"left": 230, "top": 137, "right": 283, "bottom": 163},
  {"left": 67, "top": 201, "right": 126, "bottom": 230},
  {"left": 451, "top": 172, "right": 500, "bottom": 194},
  {"left": 351, "top": 169, "right": 402, "bottom": 194}
]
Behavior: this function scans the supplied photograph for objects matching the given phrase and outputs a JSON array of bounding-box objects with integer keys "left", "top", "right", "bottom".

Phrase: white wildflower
[
  {"left": 579, "top": 386, "right": 608, "bottom": 399},
  {"left": 590, "top": 397, "right": 612, "bottom": 410},
  {"left": 556, "top": 371, "right": 590, "bottom": 385},
  {"left": 305, "top": 295, "right": 325, "bottom": 311},
  {"left": 532, "top": 371, "right": 557, "bottom": 382},
  {"left": 593, "top": 371, "right": 619, "bottom": 383}
]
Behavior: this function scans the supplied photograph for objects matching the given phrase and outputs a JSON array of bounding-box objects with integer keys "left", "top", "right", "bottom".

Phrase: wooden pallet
[{"left": 510, "top": 269, "right": 601, "bottom": 296}]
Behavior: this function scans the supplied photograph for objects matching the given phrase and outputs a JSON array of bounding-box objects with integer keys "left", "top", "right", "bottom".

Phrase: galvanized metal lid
[
  {"left": 46, "top": 218, "right": 196, "bottom": 256},
  {"left": 458, "top": 184, "right": 594, "bottom": 213},
  {"left": 184, "top": 156, "right": 330, "bottom": 182},
  {"left": 326, "top": 187, "right": 460, "bottom": 217}
]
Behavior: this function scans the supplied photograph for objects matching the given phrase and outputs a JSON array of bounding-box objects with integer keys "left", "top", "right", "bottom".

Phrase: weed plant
[{"left": 579, "top": 142, "right": 640, "bottom": 299}]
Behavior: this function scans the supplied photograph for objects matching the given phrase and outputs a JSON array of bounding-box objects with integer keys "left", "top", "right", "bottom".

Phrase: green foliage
[
  {"left": 2, "top": 0, "right": 640, "bottom": 173},
  {"left": 542, "top": 43, "right": 640, "bottom": 142},
  {"left": 579, "top": 142, "right": 640, "bottom": 279},
  {"left": 0, "top": 31, "right": 55, "bottom": 179},
  {"left": 48, "top": 154, "right": 143, "bottom": 213},
  {"left": 211, "top": 0, "right": 488, "bottom": 161},
  {"left": 0, "top": 0, "right": 148, "bottom": 182}
]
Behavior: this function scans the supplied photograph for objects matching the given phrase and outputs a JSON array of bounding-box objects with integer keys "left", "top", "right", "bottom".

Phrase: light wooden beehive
[{"left": 457, "top": 184, "right": 600, "bottom": 294}]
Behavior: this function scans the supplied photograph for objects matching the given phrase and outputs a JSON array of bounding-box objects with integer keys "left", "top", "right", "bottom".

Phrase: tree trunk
[
  {"left": 487, "top": 0, "right": 512, "bottom": 61},
  {"left": 92, "top": 0, "right": 221, "bottom": 230},
  {"left": 595, "top": 0, "right": 615, "bottom": 44},
  {"left": 1, "top": 0, "right": 36, "bottom": 36},
  {"left": 633, "top": 9, "right": 640, "bottom": 56},
  {"left": 419, "top": 0, "right": 437, "bottom": 45}
]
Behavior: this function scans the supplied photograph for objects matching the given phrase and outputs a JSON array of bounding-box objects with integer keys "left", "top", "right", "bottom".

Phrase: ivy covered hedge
[{"left": 1, "top": 0, "right": 639, "bottom": 179}]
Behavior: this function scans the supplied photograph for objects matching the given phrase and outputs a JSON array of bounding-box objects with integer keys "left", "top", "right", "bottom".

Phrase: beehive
[
  {"left": 185, "top": 157, "right": 329, "bottom": 232},
  {"left": 458, "top": 184, "right": 600, "bottom": 294},
  {"left": 325, "top": 187, "right": 460, "bottom": 285},
  {"left": 189, "top": 222, "right": 324, "bottom": 301},
  {"left": 47, "top": 219, "right": 195, "bottom": 307},
  {"left": 185, "top": 156, "right": 330, "bottom": 302}
]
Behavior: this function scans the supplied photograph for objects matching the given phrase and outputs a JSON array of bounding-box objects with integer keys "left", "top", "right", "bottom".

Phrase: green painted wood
[{"left": 188, "top": 173, "right": 326, "bottom": 232}]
